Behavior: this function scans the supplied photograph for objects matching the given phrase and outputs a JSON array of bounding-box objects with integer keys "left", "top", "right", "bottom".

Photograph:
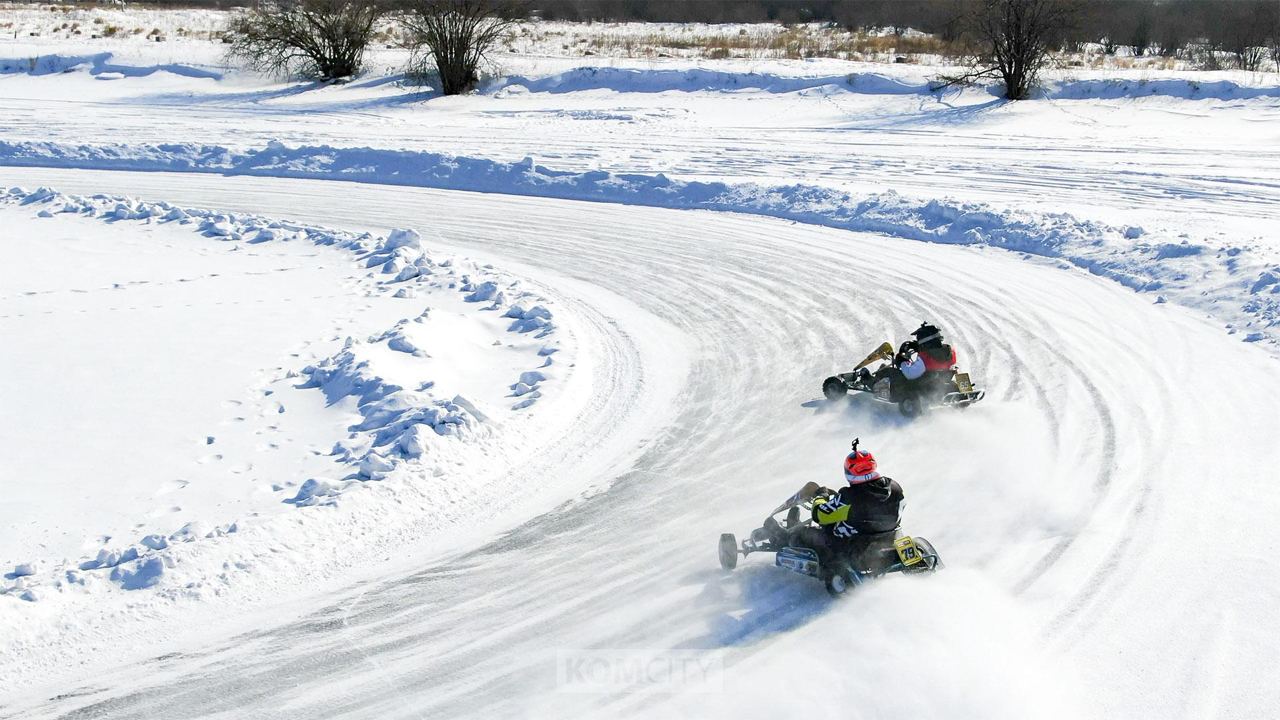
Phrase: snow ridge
[
  {"left": 488, "top": 67, "right": 926, "bottom": 95},
  {"left": 488, "top": 66, "right": 1280, "bottom": 101},
  {"left": 0, "top": 52, "right": 222, "bottom": 80},
  {"left": 6, "top": 52, "right": 1277, "bottom": 100},
  {"left": 2, "top": 140, "right": 1274, "bottom": 348}
]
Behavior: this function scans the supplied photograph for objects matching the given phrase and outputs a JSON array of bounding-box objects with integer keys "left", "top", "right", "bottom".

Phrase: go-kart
[
  {"left": 718, "top": 481, "right": 942, "bottom": 597},
  {"left": 822, "top": 341, "right": 984, "bottom": 418}
]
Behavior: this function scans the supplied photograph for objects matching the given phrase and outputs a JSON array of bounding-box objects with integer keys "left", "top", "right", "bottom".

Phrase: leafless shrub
[
  {"left": 1192, "top": 41, "right": 1224, "bottom": 71},
  {"left": 937, "top": 0, "right": 1073, "bottom": 100},
  {"left": 226, "top": 0, "right": 384, "bottom": 81},
  {"left": 398, "top": 0, "right": 526, "bottom": 95}
]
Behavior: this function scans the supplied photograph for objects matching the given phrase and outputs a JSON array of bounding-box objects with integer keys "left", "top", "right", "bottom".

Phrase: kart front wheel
[
  {"left": 719, "top": 533, "right": 738, "bottom": 571},
  {"left": 822, "top": 376, "right": 847, "bottom": 401}
]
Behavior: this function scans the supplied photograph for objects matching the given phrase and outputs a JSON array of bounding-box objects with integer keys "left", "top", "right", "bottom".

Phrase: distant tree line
[
  {"left": 1073, "top": 1, "right": 1279, "bottom": 70},
  {"left": 533, "top": 0, "right": 961, "bottom": 28},
  {"left": 141, "top": 0, "right": 1280, "bottom": 98},
  {"left": 533, "top": 0, "right": 1280, "bottom": 71},
  {"left": 41, "top": 0, "right": 1280, "bottom": 71}
]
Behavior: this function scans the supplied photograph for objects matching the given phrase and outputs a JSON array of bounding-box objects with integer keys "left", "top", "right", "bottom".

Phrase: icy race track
[{"left": 3, "top": 167, "right": 1280, "bottom": 720}]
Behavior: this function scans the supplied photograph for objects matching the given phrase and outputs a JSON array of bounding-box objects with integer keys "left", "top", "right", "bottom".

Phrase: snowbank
[
  {"left": 489, "top": 66, "right": 1280, "bottom": 102},
  {"left": 2, "top": 140, "right": 1274, "bottom": 348},
  {"left": 489, "top": 65, "right": 1280, "bottom": 101},
  {"left": 0, "top": 51, "right": 222, "bottom": 80},
  {"left": 488, "top": 67, "right": 926, "bottom": 95},
  {"left": 7, "top": 51, "right": 1278, "bottom": 102},
  {"left": 1041, "top": 77, "right": 1280, "bottom": 101}
]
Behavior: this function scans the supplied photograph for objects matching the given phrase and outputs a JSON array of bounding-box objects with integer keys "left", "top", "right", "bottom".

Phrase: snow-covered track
[{"left": 2, "top": 168, "right": 1277, "bottom": 720}]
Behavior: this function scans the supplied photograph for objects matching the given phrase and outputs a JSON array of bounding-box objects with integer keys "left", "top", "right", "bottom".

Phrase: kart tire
[
  {"left": 824, "top": 563, "right": 862, "bottom": 597},
  {"left": 914, "top": 537, "right": 943, "bottom": 572},
  {"left": 822, "top": 376, "right": 847, "bottom": 401},
  {"left": 899, "top": 396, "right": 924, "bottom": 418},
  {"left": 719, "top": 533, "right": 738, "bottom": 571}
]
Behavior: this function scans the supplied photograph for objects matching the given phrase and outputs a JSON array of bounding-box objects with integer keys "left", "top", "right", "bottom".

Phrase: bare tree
[
  {"left": 1267, "top": 4, "right": 1280, "bottom": 71},
  {"left": 1128, "top": 10, "right": 1152, "bottom": 57},
  {"left": 1154, "top": 25, "right": 1184, "bottom": 58},
  {"left": 227, "top": 0, "right": 383, "bottom": 81},
  {"left": 938, "top": 0, "right": 1073, "bottom": 100},
  {"left": 1219, "top": 2, "right": 1269, "bottom": 72},
  {"left": 1193, "top": 39, "right": 1225, "bottom": 71},
  {"left": 398, "top": 0, "right": 525, "bottom": 95}
]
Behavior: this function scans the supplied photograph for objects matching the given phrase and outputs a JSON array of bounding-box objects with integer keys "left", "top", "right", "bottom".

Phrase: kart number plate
[
  {"left": 894, "top": 537, "right": 924, "bottom": 567},
  {"left": 955, "top": 373, "right": 973, "bottom": 393}
]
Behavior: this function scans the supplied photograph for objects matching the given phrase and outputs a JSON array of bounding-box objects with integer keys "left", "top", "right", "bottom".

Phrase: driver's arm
[
  {"left": 812, "top": 493, "right": 850, "bottom": 526},
  {"left": 900, "top": 354, "right": 926, "bottom": 380}
]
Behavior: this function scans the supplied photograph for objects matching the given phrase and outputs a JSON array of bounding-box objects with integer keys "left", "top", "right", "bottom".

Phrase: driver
[
  {"left": 913, "top": 322, "right": 956, "bottom": 374},
  {"left": 797, "top": 439, "right": 904, "bottom": 568},
  {"left": 857, "top": 321, "right": 953, "bottom": 399}
]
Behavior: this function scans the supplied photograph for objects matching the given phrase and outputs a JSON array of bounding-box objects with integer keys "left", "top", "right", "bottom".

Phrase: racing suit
[{"left": 798, "top": 478, "right": 904, "bottom": 569}]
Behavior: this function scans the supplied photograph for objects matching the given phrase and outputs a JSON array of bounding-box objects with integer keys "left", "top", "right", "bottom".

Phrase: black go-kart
[
  {"left": 718, "top": 482, "right": 942, "bottom": 597},
  {"left": 822, "top": 342, "right": 984, "bottom": 418}
]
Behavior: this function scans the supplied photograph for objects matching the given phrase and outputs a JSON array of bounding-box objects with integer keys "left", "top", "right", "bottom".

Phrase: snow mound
[
  {"left": 463, "top": 279, "right": 503, "bottom": 303},
  {"left": 0, "top": 52, "right": 221, "bottom": 80},
  {"left": 287, "top": 478, "right": 344, "bottom": 507},
  {"left": 487, "top": 67, "right": 927, "bottom": 96},
  {"left": 505, "top": 304, "right": 555, "bottom": 336},
  {"left": 484, "top": 66, "right": 1280, "bottom": 102},
  {"left": 304, "top": 341, "right": 490, "bottom": 483},
  {"left": 1041, "top": 77, "right": 1280, "bottom": 101}
]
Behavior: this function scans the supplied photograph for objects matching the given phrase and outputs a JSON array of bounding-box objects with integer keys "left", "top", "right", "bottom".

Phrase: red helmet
[{"left": 844, "top": 438, "right": 881, "bottom": 484}]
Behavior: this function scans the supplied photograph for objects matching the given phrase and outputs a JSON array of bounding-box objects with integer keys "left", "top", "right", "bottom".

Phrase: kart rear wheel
[
  {"left": 719, "top": 533, "right": 739, "bottom": 571},
  {"left": 822, "top": 376, "right": 847, "bottom": 401},
  {"left": 824, "top": 563, "right": 862, "bottom": 597},
  {"left": 899, "top": 396, "right": 924, "bottom": 418}
]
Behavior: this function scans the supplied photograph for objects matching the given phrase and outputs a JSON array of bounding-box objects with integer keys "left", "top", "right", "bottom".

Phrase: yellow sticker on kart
[
  {"left": 955, "top": 373, "right": 973, "bottom": 393},
  {"left": 894, "top": 536, "right": 924, "bottom": 567}
]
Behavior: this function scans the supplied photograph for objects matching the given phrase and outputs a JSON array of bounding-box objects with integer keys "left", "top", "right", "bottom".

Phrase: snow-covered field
[{"left": 1, "top": 9, "right": 1279, "bottom": 720}]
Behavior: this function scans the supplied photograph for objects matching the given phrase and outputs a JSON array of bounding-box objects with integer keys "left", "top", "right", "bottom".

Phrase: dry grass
[{"left": 578, "top": 26, "right": 967, "bottom": 62}]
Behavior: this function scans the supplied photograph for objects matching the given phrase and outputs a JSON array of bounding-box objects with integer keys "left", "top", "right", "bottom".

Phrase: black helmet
[{"left": 912, "top": 322, "right": 943, "bottom": 347}]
